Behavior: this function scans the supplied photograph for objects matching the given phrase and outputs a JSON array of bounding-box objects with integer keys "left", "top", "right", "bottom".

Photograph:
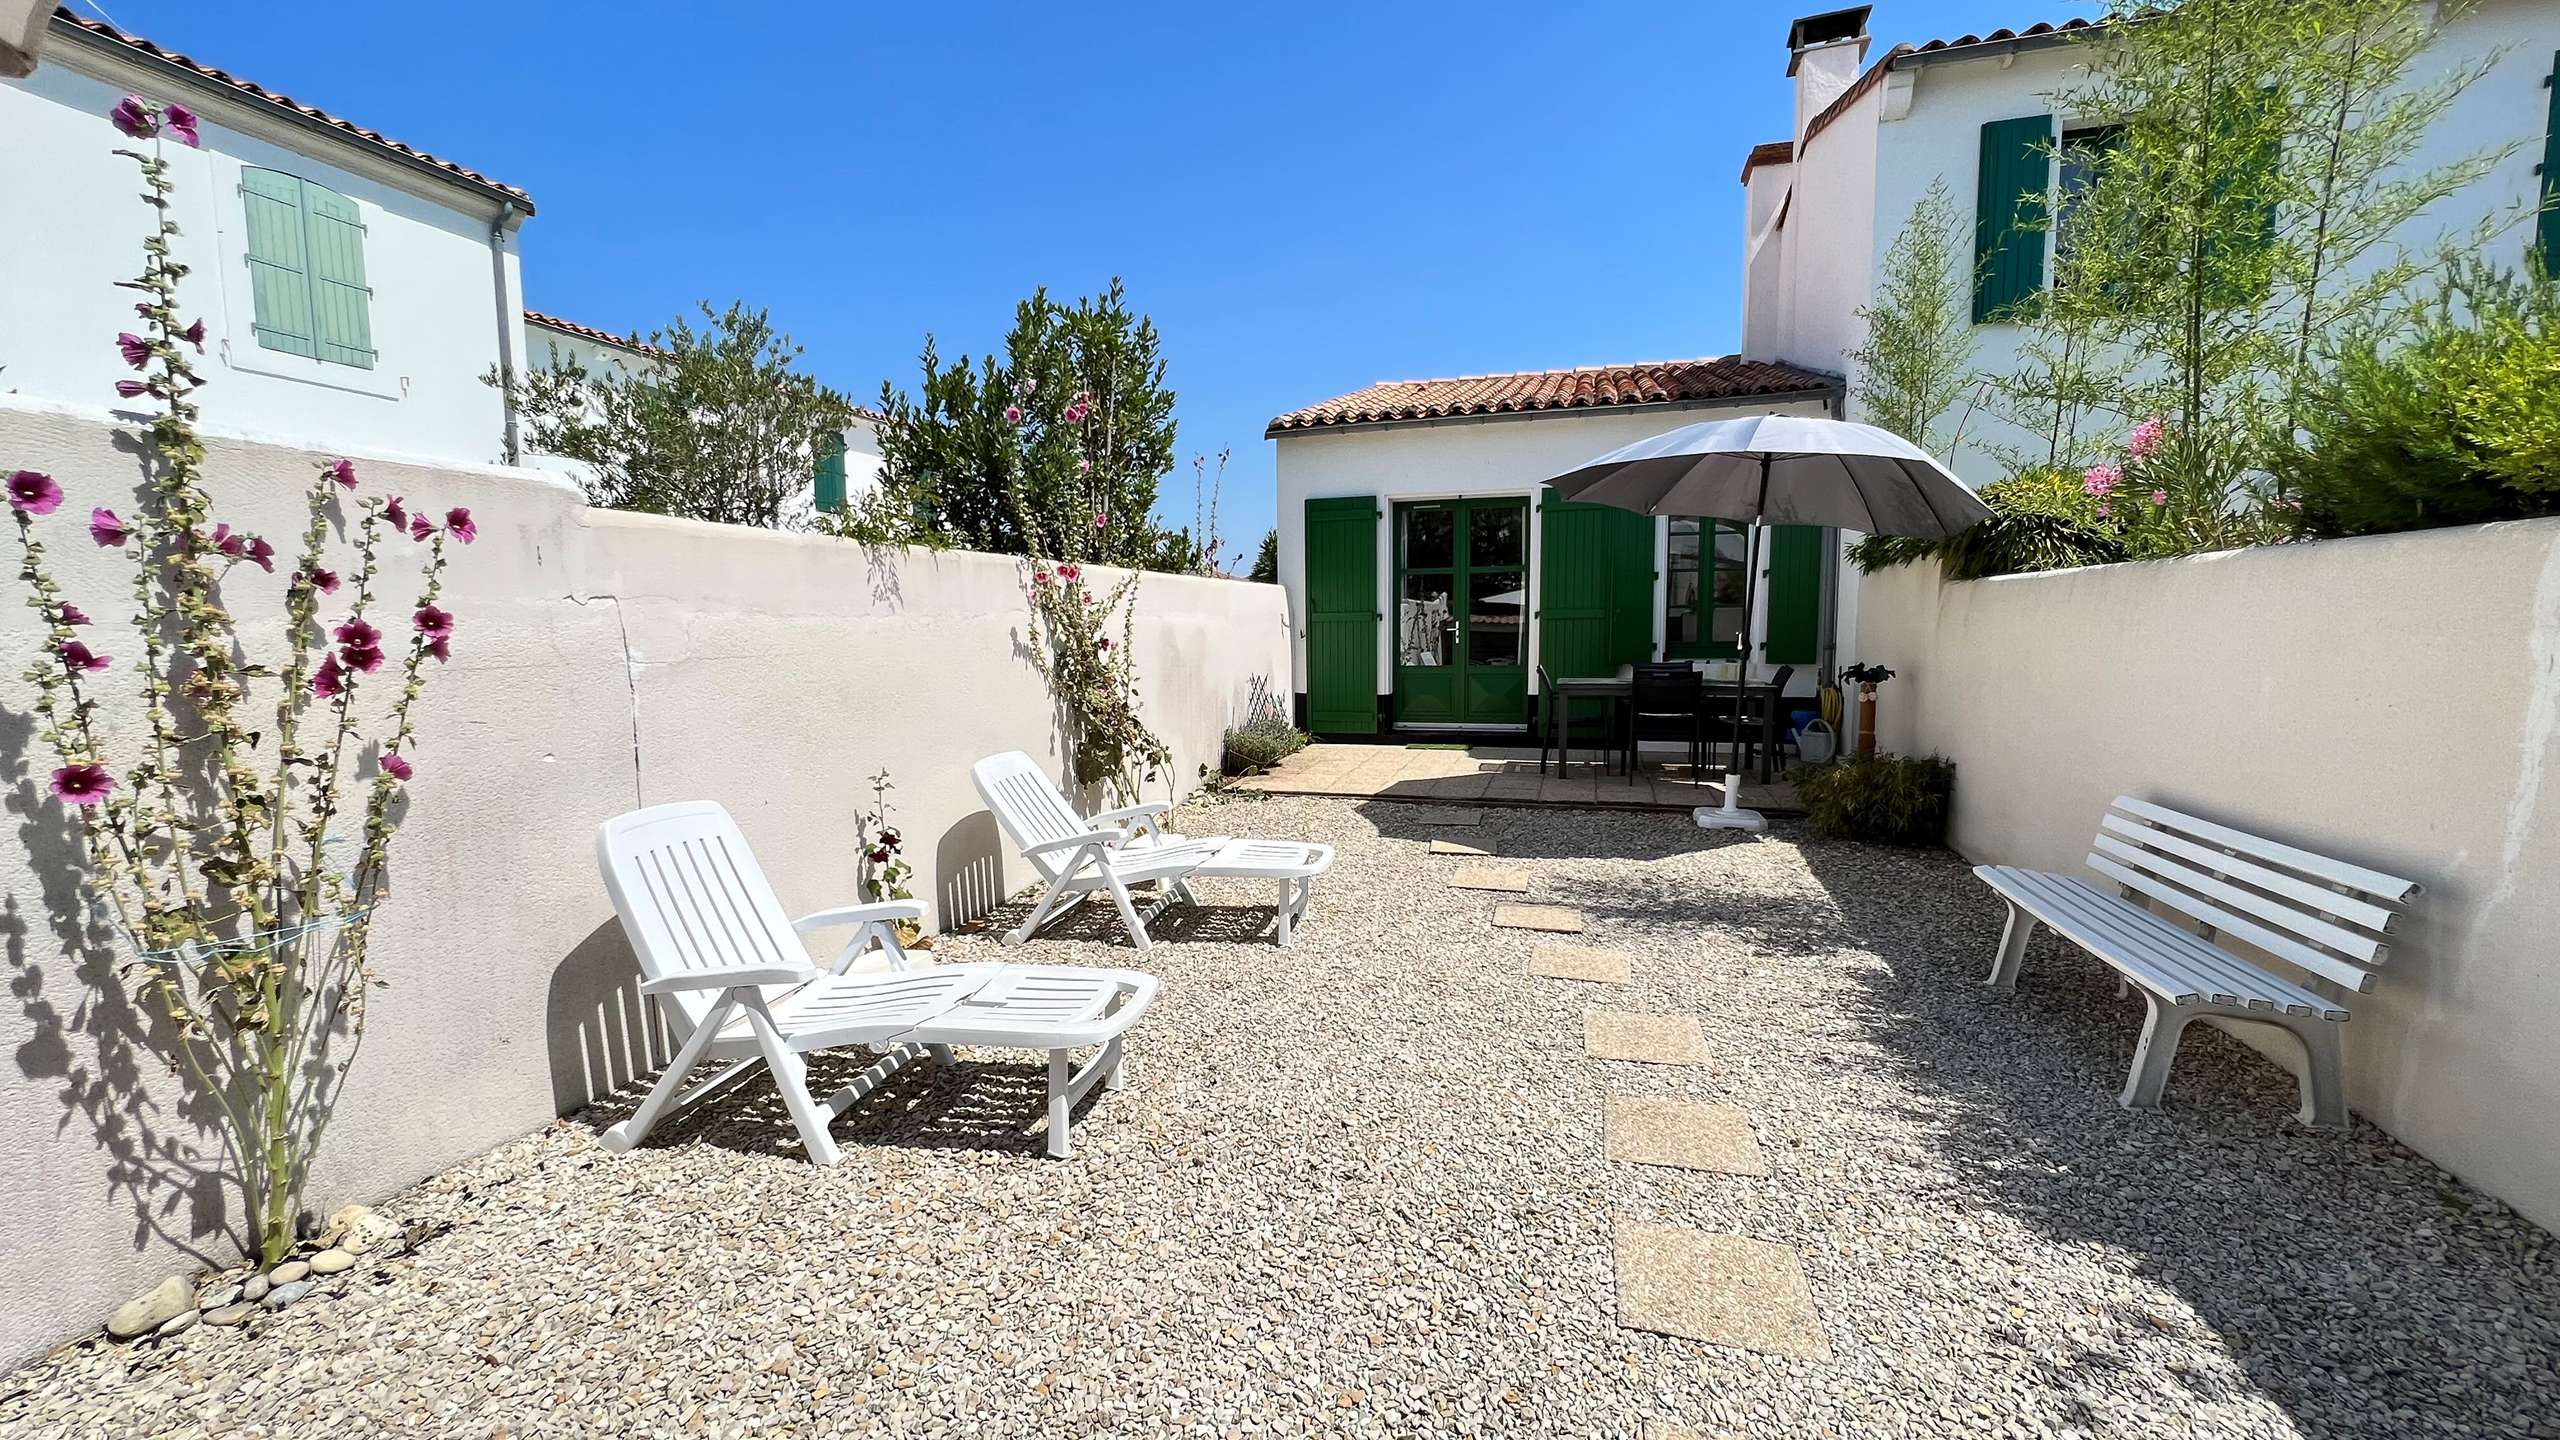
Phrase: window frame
[
  {"left": 213, "top": 158, "right": 399, "bottom": 399},
  {"left": 1661, "top": 517, "right": 1749, "bottom": 661}
]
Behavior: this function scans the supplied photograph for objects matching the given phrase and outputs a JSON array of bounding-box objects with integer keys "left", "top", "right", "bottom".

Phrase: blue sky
[{"left": 96, "top": 0, "right": 2046, "bottom": 559}]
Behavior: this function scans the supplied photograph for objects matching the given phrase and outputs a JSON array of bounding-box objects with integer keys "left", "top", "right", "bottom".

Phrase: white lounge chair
[
  {"left": 971, "top": 751, "right": 1335, "bottom": 950},
  {"left": 596, "top": 801, "right": 1154, "bottom": 1162}
]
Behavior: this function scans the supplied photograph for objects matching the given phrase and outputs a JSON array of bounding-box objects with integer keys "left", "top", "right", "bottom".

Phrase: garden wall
[
  {"left": 0, "top": 400, "right": 1292, "bottom": 1364},
  {"left": 1855, "top": 518, "right": 2560, "bottom": 1233}
]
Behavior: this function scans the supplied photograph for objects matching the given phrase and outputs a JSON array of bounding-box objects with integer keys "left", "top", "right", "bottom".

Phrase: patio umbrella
[{"left": 1541, "top": 413, "right": 1989, "bottom": 831}]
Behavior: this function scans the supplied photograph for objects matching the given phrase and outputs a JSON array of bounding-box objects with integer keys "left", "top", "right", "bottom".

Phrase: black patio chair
[{"left": 1625, "top": 662, "right": 1704, "bottom": 777}]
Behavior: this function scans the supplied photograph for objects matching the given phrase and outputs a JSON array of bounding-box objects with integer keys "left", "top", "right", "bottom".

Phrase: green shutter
[
  {"left": 301, "top": 181, "right": 374, "bottom": 369},
  {"left": 813, "top": 433, "right": 848, "bottom": 512},
  {"left": 1761, "top": 525, "right": 1824, "bottom": 666},
  {"left": 241, "top": 168, "right": 318, "bottom": 359},
  {"left": 2541, "top": 52, "right": 2560, "bottom": 276},
  {"left": 1303, "top": 497, "right": 1380, "bottom": 735},
  {"left": 1973, "top": 114, "right": 2051, "bottom": 322},
  {"left": 1538, "top": 497, "right": 1656, "bottom": 733}
]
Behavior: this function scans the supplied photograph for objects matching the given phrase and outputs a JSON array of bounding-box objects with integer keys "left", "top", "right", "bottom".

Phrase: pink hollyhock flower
[
  {"left": 57, "top": 640, "right": 111, "bottom": 674},
  {"left": 2082, "top": 463, "right": 2122, "bottom": 497},
  {"left": 109, "top": 96, "right": 156, "bottom": 139},
  {"left": 163, "top": 103, "right": 200, "bottom": 148},
  {"left": 311, "top": 654, "right": 346, "bottom": 699},
  {"left": 444, "top": 507, "right": 477, "bottom": 544},
  {"left": 1062, "top": 399, "right": 1090, "bottom": 425},
  {"left": 1097, "top": 637, "right": 1112, "bottom": 651},
  {"left": 2150, "top": 488, "right": 2168, "bottom": 506},
  {"left": 89, "top": 508, "right": 130, "bottom": 546},
  {"left": 383, "top": 495, "right": 408, "bottom": 529},
  {"left": 380, "top": 752, "right": 413, "bottom": 781},
  {"left": 9, "top": 470, "right": 63, "bottom": 515},
  {"left": 408, "top": 513, "right": 436, "bottom": 542},
  {"left": 427, "top": 635, "right": 451, "bottom": 663},
  {"left": 341, "top": 644, "right": 386, "bottom": 674},
  {"left": 326, "top": 459, "right": 357, "bottom": 490},
  {"left": 334, "top": 617, "right": 381, "bottom": 651},
  {"left": 1004, "top": 404, "right": 1025, "bottom": 425},
  {"left": 50, "top": 763, "right": 114, "bottom": 807},
  {"left": 1057, "top": 563, "right": 1081, "bottom": 582},
  {"left": 302, "top": 567, "right": 340, "bottom": 595},
  {"left": 211, "top": 523, "right": 249, "bottom": 562},
  {"left": 133, "top": 302, "right": 154, "bottom": 320},
  {"left": 182, "top": 319, "right": 206, "bottom": 351},
  {"left": 1081, "top": 592, "right": 1095, "bottom": 606},
  {"left": 413, "top": 604, "right": 455, "bottom": 639},
  {"left": 114, "top": 380, "right": 152, "bottom": 400},
  {"left": 58, "top": 603, "right": 90, "bottom": 626},
  {"left": 117, "top": 333, "right": 151, "bottom": 369},
  {"left": 242, "top": 535, "right": 276, "bottom": 572}
]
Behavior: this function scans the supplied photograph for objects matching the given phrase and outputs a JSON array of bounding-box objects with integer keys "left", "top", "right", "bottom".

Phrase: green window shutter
[
  {"left": 2541, "top": 52, "right": 2560, "bottom": 276},
  {"left": 300, "top": 181, "right": 375, "bottom": 369},
  {"left": 1761, "top": 525, "right": 1824, "bottom": 666},
  {"left": 1303, "top": 497, "right": 1380, "bottom": 735},
  {"left": 1973, "top": 114, "right": 2051, "bottom": 322},
  {"left": 240, "top": 168, "right": 318, "bottom": 359},
  {"left": 813, "top": 433, "right": 848, "bottom": 512}
]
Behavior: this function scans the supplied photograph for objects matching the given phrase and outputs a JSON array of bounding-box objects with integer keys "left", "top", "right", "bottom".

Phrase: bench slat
[
  {"left": 2097, "top": 814, "right": 2400, "bottom": 934},
  {"left": 2091, "top": 832, "right": 2389, "bottom": 964},
  {"left": 2086, "top": 853, "right": 2378, "bottom": 995},
  {"left": 1981, "top": 866, "right": 2351, "bottom": 1019},
  {"left": 2111, "top": 797, "right": 2421, "bottom": 904}
]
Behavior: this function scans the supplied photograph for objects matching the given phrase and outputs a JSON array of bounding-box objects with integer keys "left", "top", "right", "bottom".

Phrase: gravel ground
[{"left": 4, "top": 793, "right": 2555, "bottom": 1438}]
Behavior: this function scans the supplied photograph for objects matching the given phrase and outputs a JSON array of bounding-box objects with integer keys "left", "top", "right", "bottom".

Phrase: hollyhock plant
[
  {"left": 379, "top": 752, "right": 412, "bottom": 781},
  {"left": 412, "top": 604, "right": 454, "bottom": 639},
  {"left": 444, "top": 508, "right": 476, "bottom": 544},
  {"left": 0, "top": 99, "right": 478, "bottom": 1272},
  {"left": 408, "top": 513, "right": 436, "bottom": 542}
]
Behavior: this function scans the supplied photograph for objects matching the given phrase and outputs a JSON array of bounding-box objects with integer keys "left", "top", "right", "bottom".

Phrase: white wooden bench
[{"left": 1974, "top": 797, "right": 2422, "bottom": 1126}]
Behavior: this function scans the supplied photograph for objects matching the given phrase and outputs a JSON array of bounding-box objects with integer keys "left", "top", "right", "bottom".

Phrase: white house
[{"left": 1, "top": 10, "right": 535, "bottom": 467}]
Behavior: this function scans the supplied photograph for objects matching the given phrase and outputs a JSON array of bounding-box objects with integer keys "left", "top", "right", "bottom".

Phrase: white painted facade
[
  {"left": 1271, "top": 395, "right": 1837, "bottom": 727},
  {"left": 0, "top": 21, "right": 531, "bottom": 469}
]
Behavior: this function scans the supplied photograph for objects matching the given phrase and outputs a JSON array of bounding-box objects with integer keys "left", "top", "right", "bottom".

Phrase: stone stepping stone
[
  {"left": 1528, "top": 944, "right": 1631, "bottom": 985},
  {"left": 1605, "top": 1095, "right": 1768, "bottom": 1175},
  {"left": 1583, "top": 1011, "right": 1708, "bottom": 1066},
  {"left": 1491, "top": 903, "right": 1583, "bottom": 933},
  {"left": 1447, "top": 865, "right": 1531, "bottom": 893},
  {"left": 1407, "top": 807, "right": 1484, "bottom": 826},
  {"left": 1641, "top": 1425, "right": 1708, "bottom": 1440},
  {"left": 1426, "top": 838, "right": 1490, "bottom": 856},
  {"left": 1613, "top": 1220, "right": 1829, "bottom": 1358}
]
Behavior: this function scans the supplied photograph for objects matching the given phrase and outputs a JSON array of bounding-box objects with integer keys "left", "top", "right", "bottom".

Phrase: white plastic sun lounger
[
  {"left": 596, "top": 801, "right": 1155, "bottom": 1161},
  {"left": 972, "top": 751, "right": 1334, "bottom": 950}
]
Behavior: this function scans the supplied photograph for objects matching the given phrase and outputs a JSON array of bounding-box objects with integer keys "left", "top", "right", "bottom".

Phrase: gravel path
[{"left": 4, "top": 794, "right": 2554, "bottom": 1438}]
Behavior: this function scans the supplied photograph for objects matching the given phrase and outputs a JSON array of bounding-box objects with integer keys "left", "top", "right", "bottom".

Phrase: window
[
  {"left": 240, "top": 168, "right": 375, "bottom": 369},
  {"left": 1663, "top": 518, "right": 1749, "bottom": 659},
  {"left": 2053, "top": 124, "right": 2123, "bottom": 279},
  {"left": 812, "top": 431, "right": 848, "bottom": 512}
]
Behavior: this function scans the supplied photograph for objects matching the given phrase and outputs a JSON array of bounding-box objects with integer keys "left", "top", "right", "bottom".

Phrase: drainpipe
[
  {"left": 487, "top": 204, "right": 524, "bottom": 466},
  {"left": 1818, "top": 388, "right": 1844, "bottom": 688}
]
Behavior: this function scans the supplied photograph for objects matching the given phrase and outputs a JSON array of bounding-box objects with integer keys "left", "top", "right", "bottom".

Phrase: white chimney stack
[{"left": 1787, "top": 6, "right": 1873, "bottom": 143}]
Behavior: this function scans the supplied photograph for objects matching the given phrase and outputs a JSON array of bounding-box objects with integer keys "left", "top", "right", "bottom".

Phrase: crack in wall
[{"left": 566, "top": 592, "right": 643, "bottom": 809}]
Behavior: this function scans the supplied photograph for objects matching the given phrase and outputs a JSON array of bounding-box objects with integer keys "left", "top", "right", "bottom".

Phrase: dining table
[{"left": 1541, "top": 667, "right": 1793, "bottom": 782}]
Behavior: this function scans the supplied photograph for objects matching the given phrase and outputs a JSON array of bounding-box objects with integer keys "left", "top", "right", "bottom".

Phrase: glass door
[{"left": 1393, "top": 498, "right": 1528, "bottom": 727}]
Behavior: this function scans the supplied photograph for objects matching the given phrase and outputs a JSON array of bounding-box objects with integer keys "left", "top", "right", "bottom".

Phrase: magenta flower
[
  {"left": 2082, "top": 463, "right": 2122, "bottom": 497},
  {"left": 1031, "top": 567, "right": 1052, "bottom": 587},
  {"left": 181, "top": 319, "right": 206, "bottom": 351},
  {"left": 2127, "top": 416, "right": 2167, "bottom": 461},
  {"left": 311, "top": 654, "right": 346, "bottom": 700},
  {"left": 380, "top": 752, "right": 413, "bottom": 781},
  {"left": 163, "top": 102, "right": 200, "bottom": 148},
  {"left": 1004, "top": 404, "right": 1025, "bottom": 425},
  {"left": 109, "top": 96, "right": 156, "bottom": 140},
  {"left": 1081, "top": 592, "right": 1095, "bottom": 606},
  {"left": 383, "top": 495, "right": 408, "bottom": 529},
  {"left": 342, "top": 644, "right": 386, "bottom": 674},
  {"left": 1062, "top": 400, "right": 1090, "bottom": 425},
  {"left": 2149, "top": 488, "right": 2168, "bottom": 506},
  {"left": 58, "top": 603, "right": 90, "bottom": 627},
  {"left": 114, "top": 380, "right": 152, "bottom": 400},
  {"left": 1057, "top": 563, "right": 1081, "bottom": 583},
  {"left": 90, "top": 508, "right": 130, "bottom": 547},
  {"left": 408, "top": 513, "right": 436, "bottom": 542},
  {"left": 117, "top": 333, "right": 151, "bottom": 370},
  {"left": 57, "top": 640, "right": 111, "bottom": 674},
  {"left": 1097, "top": 637, "right": 1112, "bottom": 651},
  {"left": 444, "top": 507, "right": 477, "bottom": 544},
  {"left": 1076, "top": 457, "right": 1091, "bottom": 475},
  {"left": 334, "top": 617, "right": 382, "bottom": 651},
  {"left": 50, "top": 763, "right": 115, "bottom": 807},
  {"left": 326, "top": 459, "right": 357, "bottom": 490},
  {"left": 427, "top": 635, "right": 452, "bottom": 663},
  {"left": 8, "top": 470, "right": 63, "bottom": 516},
  {"left": 1093, "top": 511, "right": 1108, "bottom": 528},
  {"left": 413, "top": 604, "right": 455, "bottom": 639},
  {"left": 242, "top": 535, "right": 276, "bottom": 572},
  {"left": 302, "top": 566, "right": 340, "bottom": 595},
  {"left": 211, "top": 523, "right": 245, "bottom": 561}
]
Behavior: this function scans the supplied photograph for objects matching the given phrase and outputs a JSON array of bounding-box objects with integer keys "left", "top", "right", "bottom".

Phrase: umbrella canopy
[{"left": 1544, "top": 413, "right": 1990, "bottom": 539}]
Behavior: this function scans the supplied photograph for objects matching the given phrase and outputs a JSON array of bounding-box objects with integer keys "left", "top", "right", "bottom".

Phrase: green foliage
[
  {"left": 2270, "top": 255, "right": 2560, "bottom": 535},
  {"left": 1794, "top": 753, "right": 1958, "bottom": 846},
  {"left": 1248, "top": 527, "right": 1278, "bottom": 584},
  {"left": 1024, "top": 561, "right": 1171, "bottom": 800},
  {"left": 864, "top": 279, "right": 1178, "bottom": 568},
  {"left": 496, "top": 302, "right": 856, "bottom": 528},
  {"left": 1849, "top": 469, "right": 2127, "bottom": 578},
  {"left": 1222, "top": 714, "right": 1309, "bottom": 775},
  {"left": 1849, "top": 178, "right": 1979, "bottom": 456}
]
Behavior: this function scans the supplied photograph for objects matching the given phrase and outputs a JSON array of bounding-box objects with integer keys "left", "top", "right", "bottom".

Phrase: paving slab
[
  {"left": 1614, "top": 1221, "right": 1829, "bottom": 1358},
  {"left": 1446, "top": 865, "right": 1531, "bottom": 893},
  {"left": 1528, "top": 944, "right": 1632, "bottom": 985},
  {"left": 1583, "top": 1011, "right": 1708, "bottom": 1065},
  {"left": 1605, "top": 1095, "right": 1768, "bottom": 1175},
  {"left": 1490, "top": 903, "right": 1583, "bottom": 933},
  {"left": 1426, "top": 839, "right": 1490, "bottom": 857}
]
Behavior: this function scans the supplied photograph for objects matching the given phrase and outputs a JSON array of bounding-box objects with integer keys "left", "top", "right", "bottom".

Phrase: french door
[{"left": 1392, "top": 498, "right": 1528, "bottom": 727}]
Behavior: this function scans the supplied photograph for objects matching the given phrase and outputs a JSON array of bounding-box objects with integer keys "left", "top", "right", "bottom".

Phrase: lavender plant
[{"left": 6, "top": 95, "right": 474, "bottom": 1270}]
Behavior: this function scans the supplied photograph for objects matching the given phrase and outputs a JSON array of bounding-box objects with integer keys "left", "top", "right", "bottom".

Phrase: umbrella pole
[{"left": 1697, "top": 468, "right": 1769, "bottom": 834}]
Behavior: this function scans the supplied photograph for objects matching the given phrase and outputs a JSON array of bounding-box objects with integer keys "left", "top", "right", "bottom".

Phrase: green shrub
[
  {"left": 2269, "top": 256, "right": 2560, "bottom": 538},
  {"left": 1222, "top": 714, "right": 1308, "bottom": 775},
  {"left": 1848, "top": 468, "right": 2126, "bottom": 579},
  {"left": 1793, "top": 752, "right": 1956, "bottom": 845}
]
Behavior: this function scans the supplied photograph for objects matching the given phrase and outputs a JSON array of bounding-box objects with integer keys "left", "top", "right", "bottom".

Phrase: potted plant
[
  {"left": 854, "top": 767, "right": 925, "bottom": 949},
  {"left": 1840, "top": 662, "right": 1896, "bottom": 756}
]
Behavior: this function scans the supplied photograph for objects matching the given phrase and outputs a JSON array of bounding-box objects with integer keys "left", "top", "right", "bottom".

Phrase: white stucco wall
[
  {"left": 1271, "top": 398, "right": 1835, "bottom": 714},
  {"left": 1854, "top": 520, "right": 2560, "bottom": 1235},
  {"left": 1772, "top": 83, "right": 1882, "bottom": 380},
  {"left": 0, "top": 398, "right": 1291, "bottom": 1364},
  {"left": 1, "top": 41, "right": 523, "bottom": 469}
]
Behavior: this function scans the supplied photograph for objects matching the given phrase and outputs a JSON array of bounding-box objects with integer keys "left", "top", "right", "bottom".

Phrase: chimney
[{"left": 1787, "top": 6, "right": 1872, "bottom": 143}]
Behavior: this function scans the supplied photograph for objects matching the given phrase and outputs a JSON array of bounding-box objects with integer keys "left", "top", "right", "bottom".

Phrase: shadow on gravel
[
  {"left": 1771, "top": 837, "right": 2560, "bottom": 1438},
  {"left": 1352, "top": 799, "right": 1737, "bottom": 864}
]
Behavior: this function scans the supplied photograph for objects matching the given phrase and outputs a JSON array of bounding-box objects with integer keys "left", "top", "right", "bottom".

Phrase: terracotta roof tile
[
  {"left": 523, "top": 309, "right": 663, "bottom": 358},
  {"left": 1801, "top": 43, "right": 1911, "bottom": 147},
  {"left": 1739, "top": 140, "right": 1795, "bottom": 184},
  {"left": 50, "top": 8, "right": 534, "bottom": 212},
  {"left": 1906, "top": 17, "right": 2100, "bottom": 58},
  {"left": 1267, "top": 357, "right": 1840, "bottom": 436}
]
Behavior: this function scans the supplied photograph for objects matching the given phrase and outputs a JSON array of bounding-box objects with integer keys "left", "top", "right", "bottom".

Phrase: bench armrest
[
  {"left": 791, "top": 900, "right": 926, "bottom": 932},
  {"left": 1092, "top": 802, "right": 1170, "bottom": 827},
  {"left": 638, "top": 964, "right": 816, "bottom": 996},
  {"left": 1022, "top": 829, "right": 1123, "bottom": 860}
]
